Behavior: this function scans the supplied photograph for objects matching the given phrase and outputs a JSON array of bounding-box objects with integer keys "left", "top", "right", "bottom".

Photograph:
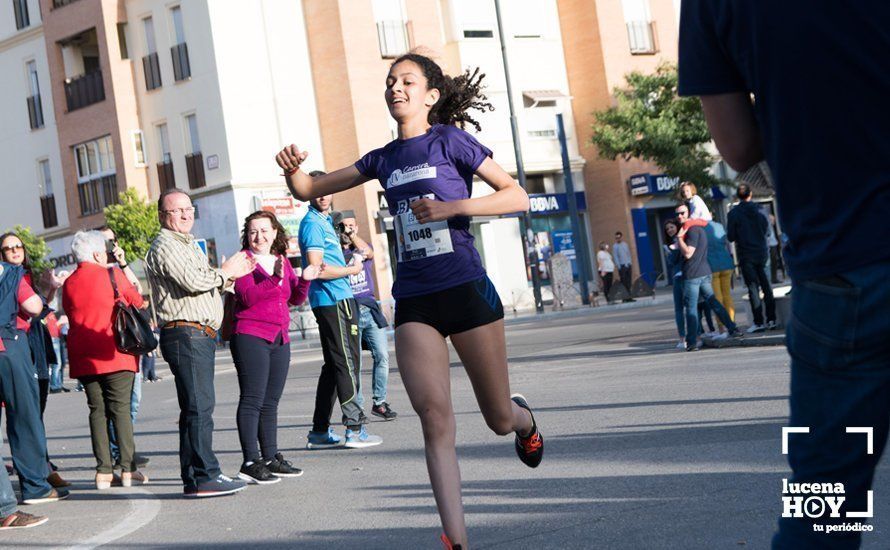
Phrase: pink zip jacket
[{"left": 231, "top": 250, "right": 310, "bottom": 343}]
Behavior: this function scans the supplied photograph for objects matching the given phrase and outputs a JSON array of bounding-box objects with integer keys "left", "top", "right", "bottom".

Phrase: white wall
[
  {"left": 0, "top": 32, "right": 69, "bottom": 234},
  {"left": 446, "top": 0, "right": 583, "bottom": 174},
  {"left": 125, "top": 0, "right": 231, "bottom": 192},
  {"left": 479, "top": 217, "right": 530, "bottom": 310},
  {"left": 0, "top": 0, "right": 41, "bottom": 41},
  {"left": 207, "top": 0, "right": 324, "bottom": 185}
]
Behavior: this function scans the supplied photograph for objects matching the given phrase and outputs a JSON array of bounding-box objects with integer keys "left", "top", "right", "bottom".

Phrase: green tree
[
  {"left": 103, "top": 188, "right": 160, "bottom": 262},
  {"left": 2, "top": 225, "right": 53, "bottom": 275},
  {"left": 591, "top": 63, "right": 719, "bottom": 190}
]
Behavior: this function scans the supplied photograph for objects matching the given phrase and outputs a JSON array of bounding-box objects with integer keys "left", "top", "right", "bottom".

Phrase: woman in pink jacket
[{"left": 229, "top": 211, "right": 321, "bottom": 485}]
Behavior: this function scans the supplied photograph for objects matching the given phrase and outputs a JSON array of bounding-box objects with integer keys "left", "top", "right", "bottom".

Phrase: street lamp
[{"left": 493, "top": 0, "right": 544, "bottom": 314}]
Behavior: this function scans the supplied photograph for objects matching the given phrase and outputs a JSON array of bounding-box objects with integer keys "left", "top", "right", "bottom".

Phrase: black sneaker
[
  {"left": 237, "top": 462, "right": 281, "bottom": 485},
  {"left": 511, "top": 394, "right": 543, "bottom": 468},
  {"left": 685, "top": 344, "right": 699, "bottom": 352},
  {"left": 371, "top": 402, "right": 398, "bottom": 421},
  {"left": 184, "top": 475, "right": 248, "bottom": 497},
  {"left": 266, "top": 453, "right": 304, "bottom": 478}
]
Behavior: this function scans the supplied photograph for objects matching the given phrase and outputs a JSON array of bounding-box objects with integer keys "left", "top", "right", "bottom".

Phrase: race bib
[{"left": 394, "top": 194, "right": 454, "bottom": 262}]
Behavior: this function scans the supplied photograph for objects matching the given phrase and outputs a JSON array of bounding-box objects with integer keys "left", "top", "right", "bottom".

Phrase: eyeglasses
[
  {"left": 162, "top": 207, "right": 195, "bottom": 216},
  {"left": 1, "top": 244, "right": 24, "bottom": 252}
]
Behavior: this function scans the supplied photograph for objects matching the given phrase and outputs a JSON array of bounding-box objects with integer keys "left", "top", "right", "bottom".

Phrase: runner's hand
[
  {"left": 410, "top": 198, "right": 455, "bottom": 224},
  {"left": 275, "top": 144, "right": 309, "bottom": 173}
]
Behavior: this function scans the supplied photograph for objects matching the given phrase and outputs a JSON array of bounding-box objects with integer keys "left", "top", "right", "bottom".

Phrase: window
[
  {"left": 157, "top": 123, "right": 171, "bottom": 162},
  {"left": 171, "top": 5, "right": 186, "bottom": 44},
  {"left": 621, "top": 0, "right": 657, "bottom": 54},
  {"left": 26, "top": 60, "right": 44, "bottom": 129},
  {"left": 132, "top": 130, "right": 146, "bottom": 166},
  {"left": 117, "top": 23, "right": 129, "bottom": 59},
  {"left": 463, "top": 30, "right": 493, "bottom": 39},
  {"left": 373, "top": 0, "right": 408, "bottom": 58},
  {"left": 156, "top": 123, "right": 175, "bottom": 191},
  {"left": 170, "top": 6, "right": 191, "bottom": 80},
  {"left": 74, "top": 135, "right": 119, "bottom": 215},
  {"left": 38, "top": 160, "right": 58, "bottom": 228},
  {"left": 13, "top": 0, "right": 30, "bottom": 30},
  {"left": 183, "top": 114, "right": 204, "bottom": 189},
  {"left": 142, "top": 18, "right": 161, "bottom": 90}
]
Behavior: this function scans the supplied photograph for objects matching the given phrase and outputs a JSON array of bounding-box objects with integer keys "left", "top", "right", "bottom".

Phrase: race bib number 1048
[{"left": 394, "top": 194, "right": 454, "bottom": 262}]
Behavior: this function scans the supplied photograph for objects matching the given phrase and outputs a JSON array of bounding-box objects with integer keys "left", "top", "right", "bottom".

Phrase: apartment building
[
  {"left": 557, "top": 0, "right": 684, "bottom": 284},
  {"left": 1, "top": 0, "right": 595, "bottom": 309}
]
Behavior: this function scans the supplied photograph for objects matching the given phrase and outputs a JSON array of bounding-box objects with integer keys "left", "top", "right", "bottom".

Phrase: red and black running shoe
[
  {"left": 511, "top": 393, "right": 543, "bottom": 468},
  {"left": 440, "top": 533, "right": 463, "bottom": 549}
]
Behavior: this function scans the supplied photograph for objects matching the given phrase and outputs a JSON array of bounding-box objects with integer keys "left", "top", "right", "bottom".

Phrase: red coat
[{"left": 62, "top": 263, "right": 144, "bottom": 378}]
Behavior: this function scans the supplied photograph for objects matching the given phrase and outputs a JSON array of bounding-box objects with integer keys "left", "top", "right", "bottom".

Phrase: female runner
[{"left": 275, "top": 53, "right": 543, "bottom": 549}]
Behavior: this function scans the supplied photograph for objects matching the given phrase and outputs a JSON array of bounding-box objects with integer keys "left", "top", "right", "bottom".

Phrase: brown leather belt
[{"left": 163, "top": 321, "right": 217, "bottom": 339}]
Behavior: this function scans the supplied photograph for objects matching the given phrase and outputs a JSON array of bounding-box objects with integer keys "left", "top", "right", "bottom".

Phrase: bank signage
[
  {"left": 629, "top": 173, "right": 680, "bottom": 196},
  {"left": 528, "top": 192, "right": 587, "bottom": 215}
]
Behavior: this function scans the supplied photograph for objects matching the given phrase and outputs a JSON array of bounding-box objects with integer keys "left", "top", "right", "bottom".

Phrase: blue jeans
[
  {"left": 671, "top": 276, "right": 686, "bottom": 339},
  {"left": 0, "top": 333, "right": 52, "bottom": 500},
  {"left": 109, "top": 370, "right": 141, "bottom": 461},
  {"left": 0, "top": 447, "right": 17, "bottom": 517},
  {"left": 356, "top": 304, "right": 390, "bottom": 408},
  {"left": 159, "top": 326, "right": 221, "bottom": 488},
  {"left": 683, "top": 275, "right": 737, "bottom": 347},
  {"left": 773, "top": 260, "right": 890, "bottom": 549}
]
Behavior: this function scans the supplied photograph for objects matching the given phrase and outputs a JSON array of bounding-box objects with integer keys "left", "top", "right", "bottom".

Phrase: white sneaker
[
  {"left": 746, "top": 324, "right": 766, "bottom": 334},
  {"left": 675, "top": 340, "right": 686, "bottom": 350},
  {"left": 344, "top": 426, "right": 383, "bottom": 449},
  {"left": 711, "top": 332, "right": 729, "bottom": 341},
  {"left": 766, "top": 320, "right": 779, "bottom": 330}
]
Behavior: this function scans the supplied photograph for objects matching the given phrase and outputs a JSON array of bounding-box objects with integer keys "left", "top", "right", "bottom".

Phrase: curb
[
  {"left": 702, "top": 333, "right": 786, "bottom": 348},
  {"left": 504, "top": 296, "right": 670, "bottom": 326}
]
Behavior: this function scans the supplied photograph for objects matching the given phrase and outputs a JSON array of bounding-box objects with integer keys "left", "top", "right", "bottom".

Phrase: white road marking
[{"left": 60, "top": 487, "right": 160, "bottom": 550}]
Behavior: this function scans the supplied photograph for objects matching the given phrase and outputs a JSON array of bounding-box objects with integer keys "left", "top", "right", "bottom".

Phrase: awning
[{"left": 522, "top": 90, "right": 570, "bottom": 106}]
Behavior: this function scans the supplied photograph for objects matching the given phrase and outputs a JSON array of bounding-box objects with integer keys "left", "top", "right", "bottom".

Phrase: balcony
[
  {"left": 27, "top": 94, "right": 45, "bottom": 129},
  {"left": 376, "top": 20, "right": 409, "bottom": 58},
  {"left": 77, "top": 174, "right": 119, "bottom": 216},
  {"left": 64, "top": 71, "right": 105, "bottom": 112},
  {"left": 157, "top": 160, "right": 176, "bottom": 192},
  {"left": 185, "top": 153, "right": 205, "bottom": 189},
  {"left": 142, "top": 52, "right": 162, "bottom": 91},
  {"left": 626, "top": 21, "right": 658, "bottom": 55},
  {"left": 40, "top": 196, "right": 58, "bottom": 228},
  {"left": 171, "top": 42, "right": 191, "bottom": 81}
]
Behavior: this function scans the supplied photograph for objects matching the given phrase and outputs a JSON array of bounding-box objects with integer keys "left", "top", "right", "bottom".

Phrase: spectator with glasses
[{"left": 145, "top": 188, "right": 256, "bottom": 498}]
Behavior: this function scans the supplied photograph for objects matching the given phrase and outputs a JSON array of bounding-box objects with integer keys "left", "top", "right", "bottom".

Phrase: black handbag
[{"left": 108, "top": 268, "right": 158, "bottom": 355}]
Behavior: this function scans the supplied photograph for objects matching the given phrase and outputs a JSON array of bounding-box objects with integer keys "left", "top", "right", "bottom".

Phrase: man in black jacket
[{"left": 727, "top": 184, "right": 776, "bottom": 332}]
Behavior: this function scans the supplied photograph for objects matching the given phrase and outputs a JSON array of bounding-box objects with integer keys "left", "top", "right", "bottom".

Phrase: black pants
[
  {"left": 740, "top": 259, "right": 776, "bottom": 326},
  {"left": 159, "top": 326, "right": 221, "bottom": 488},
  {"left": 38, "top": 378, "right": 49, "bottom": 416},
  {"left": 312, "top": 299, "right": 364, "bottom": 432},
  {"left": 230, "top": 333, "right": 290, "bottom": 463},
  {"left": 618, "top": 265, "right": 633, "bottom": 293},
  {"left": 601, "top": 272, "right": 613, "bottom": 300}
]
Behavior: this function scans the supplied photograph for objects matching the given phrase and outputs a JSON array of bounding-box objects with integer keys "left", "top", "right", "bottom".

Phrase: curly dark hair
[
  {"left": 391, "top": 53, "right": 494, "bottom": 132},
  {"left": 240, "top": 211, "right": 290, "bottom": 256},
  {"left": 0, "top": 232, "right": 32, "bottom": 273}
]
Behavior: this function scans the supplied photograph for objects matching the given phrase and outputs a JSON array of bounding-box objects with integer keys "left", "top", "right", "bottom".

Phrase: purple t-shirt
[
  {"left": 343, "top": 247, "right": 376, "bottom": 300},
  {"left": 355, "top": 124, "right": 491, "bottom": 298}
]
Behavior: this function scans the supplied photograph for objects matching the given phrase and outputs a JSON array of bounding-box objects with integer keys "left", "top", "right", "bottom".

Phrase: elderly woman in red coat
[{"left": 62, "top": 230, "right": 147, "bottom": 489}]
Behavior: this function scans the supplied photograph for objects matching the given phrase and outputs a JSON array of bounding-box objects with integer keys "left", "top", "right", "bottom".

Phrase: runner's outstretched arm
[{"left": 275, "top": 145, "right": 370, "bottom": 201}]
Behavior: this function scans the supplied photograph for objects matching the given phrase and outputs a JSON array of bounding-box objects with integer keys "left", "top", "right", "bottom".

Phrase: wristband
[
  {"left": 119, "top": 263, "right": 128, "bottom": 269},
  {"left": 282, "top": 166, "right": 298, "bottom": 177}
]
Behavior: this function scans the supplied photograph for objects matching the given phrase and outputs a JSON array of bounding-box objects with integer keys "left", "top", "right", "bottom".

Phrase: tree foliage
[
  {"left": 3, "top": 225, "right": 52, "bottom": 275},
  {"left": 103, "top": 188, "right": 160, "bottom": 262},
  {"left": 591, "top": 63, "right": 718, "bottom": 189}
]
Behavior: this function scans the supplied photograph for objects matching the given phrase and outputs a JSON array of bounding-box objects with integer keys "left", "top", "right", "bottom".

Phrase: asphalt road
[{"left": 4, "top": 299, "right": 888, "bottom": 549}]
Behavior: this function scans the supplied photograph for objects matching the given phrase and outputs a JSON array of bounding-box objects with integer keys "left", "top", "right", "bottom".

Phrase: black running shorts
[{"left": 394, "top": 276, "right": 505, "bottom": 336}]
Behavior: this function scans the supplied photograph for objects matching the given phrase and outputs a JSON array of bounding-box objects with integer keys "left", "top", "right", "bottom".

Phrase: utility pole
[
  {"left": 556, "top": 113, "right": 592, "bottom": 305},
  {"left": 494, "top": 0, "right": 544, "bottom": 313}
]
